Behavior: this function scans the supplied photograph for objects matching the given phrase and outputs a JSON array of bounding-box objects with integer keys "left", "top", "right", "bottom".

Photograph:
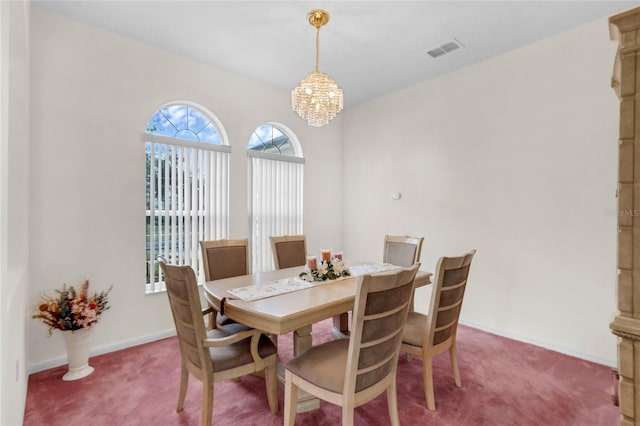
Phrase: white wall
[
  {"left": 28, "top": 7, "right": 344, "bottom": 370},
  {"left": 1, "top": 1, "right": 30, "bottom": 425},
  {"left": 342, "top": 18, "right": 619, "bottom": 364}
]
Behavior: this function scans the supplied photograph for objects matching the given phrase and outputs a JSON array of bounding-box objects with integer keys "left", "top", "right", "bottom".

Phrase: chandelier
[{"left": 292, "top": 10, "right": 344, "bottom": 127}]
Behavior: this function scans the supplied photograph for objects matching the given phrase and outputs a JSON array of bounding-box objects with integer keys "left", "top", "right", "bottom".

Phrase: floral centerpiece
[
  {"left": 33, "top": 280, "right": 112, "bottom": 335},
  {"left": 299, "top": 250, "right": 351, "bottom": 282}
]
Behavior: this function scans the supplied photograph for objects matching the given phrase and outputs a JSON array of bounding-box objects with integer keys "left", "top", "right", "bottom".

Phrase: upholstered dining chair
[
  {"left": 384, "top": 235, "right": 425, "bottom": 331},
  {"left": 400, "top": 250, "right": 476, "bottom": 411},
  {"left": 284, "top": 264, "right": 420, "bottom": 426},
  {"left": 158, "top": 260, "right": 278, "bottom": 426},
  {"left": 200, "top": 239, "right": 249, "bottom": 329},
  {"left": 383, "top": 234, "right": 424, "bottom": 267},
  {"left": 269, "top": 234, "right": 307, "bottom": 269}
]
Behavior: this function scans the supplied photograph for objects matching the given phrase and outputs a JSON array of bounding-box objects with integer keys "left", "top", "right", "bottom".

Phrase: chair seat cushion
[
  {"left": 208, "top": 323, "right": 277, "bottom": 372},
  {"left": 216, "top": 312, "right": 236, "bottom": 326},
  {"left": 285, "top": 338, "right": 349, "bottom": 393},
  {"left": 402, "top": 312, "right": 428, "bottom": 347}
]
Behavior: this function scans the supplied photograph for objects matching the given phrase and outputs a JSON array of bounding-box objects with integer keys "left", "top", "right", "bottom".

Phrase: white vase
[{"left": 62, "top": 327, "right": 95, "bottom": 381}]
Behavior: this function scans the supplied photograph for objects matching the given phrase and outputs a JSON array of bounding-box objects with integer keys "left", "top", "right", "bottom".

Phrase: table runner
[{"left": 227, "top": 262, "right": 399, "bottom": 302}]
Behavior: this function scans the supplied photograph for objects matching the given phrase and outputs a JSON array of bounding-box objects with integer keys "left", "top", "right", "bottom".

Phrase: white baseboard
[
  {"left": 460, "top": 319, "right": 617, "bottom": 368},
  {"left": 29, "top": 321, "right": 617, "bottom": 374},
  {"left": 28, "top": 329, "right": 176, "bottom": 374}
]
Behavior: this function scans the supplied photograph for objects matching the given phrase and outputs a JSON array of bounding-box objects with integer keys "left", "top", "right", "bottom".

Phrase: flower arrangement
[
  {"left": 33, "top": 280, "right": 112, "bottom": 335},
  {"left": 299, "top": 250, "right": 351, "bottom": 282}
]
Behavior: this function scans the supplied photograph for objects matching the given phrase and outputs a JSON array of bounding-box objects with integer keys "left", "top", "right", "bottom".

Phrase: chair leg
[
  {"left": 284, "top": 370, "right": 298, "bottom": 426},
  {"left": 177, "top": 362, "right": 188, "bottom": 412},
  {"left": 265, "top": 363, "right": 279, "bottom": 414},
  {"left": 387, "top": 378, "right": 400, "bottom": 426},
  {"left": 332, "top": 313, "right": 350, "bottom": 338},
  {"left": 206, "top": 304, "right": 218, "bottom": 330},
  {"left": 450, "top": 343, "right": 462, "bottom": 387},
  {"left": 201, "top": 380, "right": 214, "bottom": 426},
  {"left": 423, "top": 355, "right": 436, "bottom": 411},
  {"left": 341, "top": 406, "right": 354, "bottom": 426}
]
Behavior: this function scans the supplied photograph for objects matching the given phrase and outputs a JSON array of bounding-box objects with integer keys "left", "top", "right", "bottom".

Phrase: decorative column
[{"left": 610, "top": 7, "right": 640, "bottom": 426}]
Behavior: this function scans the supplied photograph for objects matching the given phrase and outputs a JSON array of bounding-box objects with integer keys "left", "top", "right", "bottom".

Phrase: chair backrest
[
  {"left": 269, "top": 235, "right": 307, "bottom": 270},
  {"left": 383, "top": 235, "right": 424, "bottom": 267},
  {"left": 159, "top": 261, "right": 212, "bottom": 378},
  {"left": 200, "top": 239, "right": 249, "bottom": 281},
  {"left": 345, "top": 263, "right": 420, "bottom": 395},
  {"left": 426, "top": 250, "right": 476, "bottom": 348}
]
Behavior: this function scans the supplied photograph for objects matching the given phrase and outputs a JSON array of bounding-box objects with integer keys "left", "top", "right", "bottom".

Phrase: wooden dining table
[{"left": 202, "top": 263, "right": 432, "bottom": 411}]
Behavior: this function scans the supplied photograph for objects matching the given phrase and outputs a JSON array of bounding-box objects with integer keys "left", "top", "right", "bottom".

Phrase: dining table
[{"left": 202, "top": 262, "right": 432, "bottom": 412}]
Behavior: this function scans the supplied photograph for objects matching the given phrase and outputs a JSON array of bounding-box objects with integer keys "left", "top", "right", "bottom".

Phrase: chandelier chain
[{"left": 315, "top": 27, "right": 320, "bottom": 72}]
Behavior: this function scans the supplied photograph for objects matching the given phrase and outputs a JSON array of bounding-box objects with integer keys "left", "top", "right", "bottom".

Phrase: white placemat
[
  {"left": 227, "top": 276, "right": 320, "bottom": 302},
  {"left": 348, "top": 262, "right": 399, "bottom": 276},
  {"left": 227, "top": 263, "right": 400, "bottom": 302}
]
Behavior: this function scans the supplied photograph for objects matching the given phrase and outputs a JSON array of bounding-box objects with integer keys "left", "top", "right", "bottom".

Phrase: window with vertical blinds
[
  {"left": 248, "top": 124, "right": 304, "bottom": 273},
  {"left": 145, "top": 104, "right": 230, "bottom": 293}
]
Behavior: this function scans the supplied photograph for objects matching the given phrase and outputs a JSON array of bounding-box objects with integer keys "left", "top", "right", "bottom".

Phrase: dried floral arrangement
[{"left": 33, "top": 280, "right": 112, "bottom": 335}]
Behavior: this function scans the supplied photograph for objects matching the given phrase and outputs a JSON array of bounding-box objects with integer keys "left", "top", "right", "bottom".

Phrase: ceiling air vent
[{"left": 427, "top": 38, "right": 464, "bottom": 58}]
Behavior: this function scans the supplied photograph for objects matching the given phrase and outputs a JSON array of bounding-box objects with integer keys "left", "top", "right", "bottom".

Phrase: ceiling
[{"left": 33, "top": 1, "right": 640, "bottom": 108}]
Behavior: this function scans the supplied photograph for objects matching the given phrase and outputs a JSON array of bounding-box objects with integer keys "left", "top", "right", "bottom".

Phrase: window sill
[{"left": 145, "top": 281, "right": 203, "bottom": 295}]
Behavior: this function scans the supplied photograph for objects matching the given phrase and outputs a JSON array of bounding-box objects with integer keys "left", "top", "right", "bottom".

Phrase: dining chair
[
  {"left": 284, "top": 263, "right": 420, "bottom": 426},
  {"left": 158, "top": 260, "right": 278, "bottom": 426},
  {"left": 383, "top": 234, "right": 424, "bottom": 267},
  {"left": 269, "top": 234, "right": 307, "bottom": 269},
  {"left": 200, "top": 239, "right": 249, "bottom": 329},
  {"left": 268, "top": 234, "right": 307, "bottom": 347},
  {"left": 400, "top": 250, "right": 476, "bottom": 411},
  {"left": 384, "top": 235, "right": 425, "bottom": 335}
]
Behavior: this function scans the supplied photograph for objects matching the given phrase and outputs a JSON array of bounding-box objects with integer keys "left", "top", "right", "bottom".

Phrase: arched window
[
  {"left": 248, "top": 123, "right": 304, "bottom": 272},
  {"left": 248, "top": 125, "right": 296, "bottom": 156},
  {"left": 145, "top": 103, "right": 230, "bottom": 292}
]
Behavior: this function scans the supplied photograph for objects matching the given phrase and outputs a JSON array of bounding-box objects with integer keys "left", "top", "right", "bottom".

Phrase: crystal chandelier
[{"left": 292, "top": 10, "right": 344, "bottom": 127}]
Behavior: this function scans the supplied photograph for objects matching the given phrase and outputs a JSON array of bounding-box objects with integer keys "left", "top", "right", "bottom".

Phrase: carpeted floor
[{"left": 24, "top": 320, "right": 618, "bottom": 426}]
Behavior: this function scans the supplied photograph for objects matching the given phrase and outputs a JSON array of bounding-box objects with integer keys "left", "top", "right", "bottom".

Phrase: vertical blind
[
  {"left": 248, "top": 151, "right": 304, "bottom": 273},
  {"left": 146, "top": 133, "right": 230, "bottom": 292}
]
